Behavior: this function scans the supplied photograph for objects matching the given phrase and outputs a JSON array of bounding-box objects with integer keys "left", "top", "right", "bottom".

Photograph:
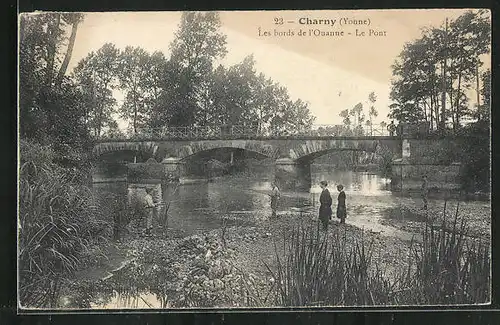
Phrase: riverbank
[
  {"left": 60, "top": 211, "right": 414, "bottom": 308},
  {"left": 380, "top": 197, "right": 491, "bottom": 241}
]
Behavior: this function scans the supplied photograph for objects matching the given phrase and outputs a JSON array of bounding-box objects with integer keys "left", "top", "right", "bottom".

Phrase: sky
[{"left": 66, "top": 9, "right": 490, "bottom": 128}]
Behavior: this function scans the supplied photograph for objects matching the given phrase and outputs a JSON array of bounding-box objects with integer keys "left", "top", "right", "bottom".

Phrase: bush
[
  {"left": 457, "top": 125, "right": 490, "bottom": 193},
  {"left": 19, "top": 140, "right": 112, "bottom": 308}
]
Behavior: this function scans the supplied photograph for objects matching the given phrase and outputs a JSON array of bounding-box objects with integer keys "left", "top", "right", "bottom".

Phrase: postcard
[{"left": 18, "top": 9, "right": 491, "bottom": 310}]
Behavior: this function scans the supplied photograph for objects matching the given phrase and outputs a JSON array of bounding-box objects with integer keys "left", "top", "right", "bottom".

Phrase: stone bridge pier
[
  {"left": 275, "top": 158, "right": 312, "bottom": 191},
  {"left": 161, "top": 157, "right": 186, "bottom": 182}
]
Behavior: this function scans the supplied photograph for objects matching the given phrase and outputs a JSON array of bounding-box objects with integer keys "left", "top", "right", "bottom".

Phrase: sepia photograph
[{"left": 18, "top": 9, "right": 491, "bottom": 310}]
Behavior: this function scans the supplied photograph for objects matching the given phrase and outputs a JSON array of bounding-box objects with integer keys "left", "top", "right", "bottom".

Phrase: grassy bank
[
  {"left": 61, "top": 207, "right": 489, "bottom": 308},
  {"left": 19, "top": 140, "right": 114, "bottom": 308}
]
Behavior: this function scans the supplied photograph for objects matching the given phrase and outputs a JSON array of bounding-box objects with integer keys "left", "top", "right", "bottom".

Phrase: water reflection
[
  {"left": 90, "top": 291, "right": 161, "bottom": 309},
  {"left": 93, "top": 168, "right": 399, "bottom": 238},
  {"left": 310, "top": 169, "right": 391, "bottom": 195}
]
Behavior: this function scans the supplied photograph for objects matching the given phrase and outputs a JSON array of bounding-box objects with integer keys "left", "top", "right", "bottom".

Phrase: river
[
  {"left": 77, "top": 166, "right": 490, "bottom": 309},
  {"left": 94, "top": 166, "right": 489, "bottom": 241}
]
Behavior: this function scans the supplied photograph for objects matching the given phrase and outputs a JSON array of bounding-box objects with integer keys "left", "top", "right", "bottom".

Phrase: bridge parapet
[{"left": 116, "top": 124, "right": 392, "bottom": 141}]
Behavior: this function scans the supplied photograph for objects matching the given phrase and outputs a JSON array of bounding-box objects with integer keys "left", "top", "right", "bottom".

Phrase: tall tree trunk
[
  {"left": 133, "top": 92, "right": 138, "bottom": 135},
  {"left": 440, "top": 18, "right": 449, "bottom": 131},
  {"left": 96, "top": 81, "right": 109, "bottom": 138},
  {"left": 449, "top": 91, "right": 455, "bottom": 131},
  {"left": 55, "top": 18, "right": 81, "bottom": 85},
  {"left": 45, "top": 14, "right": 61, "bottom": 88},
  {"left": 455, "top": 71, "right": 463, "bottom": 130},
  {"left": 476, "top": 60, "right": 481, "bottom": 120},
  {"left": 440, "top": 62, "right": 447, "bottom": 130},
  {"left": 429, "top": 94, "right": 434, "bottom": 130}
]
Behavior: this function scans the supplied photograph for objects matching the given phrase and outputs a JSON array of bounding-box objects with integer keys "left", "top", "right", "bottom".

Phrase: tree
[
  {"left": 141, "top": 12, "right": 315, "bottom": 134},
  {"left": 116, "top": 47, "right": 166, "bottom": 134},
  {"left": 367, "top": 92, "right": 378, "bottom": 135},
  {"left": 102, "top": 120, "right": 125, "bottom": 139},
  {"left": 55, "top": 13, "right": 85, "bottom": 85},
  {"left": 167, "top": 12, "right": 227, "bottom": 126},
  {"left": 19, "top": 13, "right": 86, "bottom": 141},
  {"left": 474, "top": 68, "right": 490, "bottom": 123},
  {"left": 219, "top": 55, "right": 259, "bottom": 125},
  {"left": 390, "top": 10, "right": 490, "bottom": 132},
  {"left": 73, "top": 43, "right": 120, "bottom": 138},
  {"left": 389, "top": 102, "right": 425, "bottom": 124},
  {"left": 19, "top": 13, "right": 91, "bottom": 166},
  {"left": 349, "top": 103, "right": 365, "bottom": 135},
  {"left": 446, "top": 10, "right": 490, "bottom": 130},
  {"left": 340, "top": 109, "right": 351, "bottom": 126}
]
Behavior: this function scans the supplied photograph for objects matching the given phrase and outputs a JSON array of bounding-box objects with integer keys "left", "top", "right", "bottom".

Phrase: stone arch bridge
[{"left": 93, "top": 137, "right": 416, "bottom": 190}]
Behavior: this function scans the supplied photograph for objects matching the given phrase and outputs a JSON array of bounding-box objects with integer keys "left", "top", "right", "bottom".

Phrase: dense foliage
[
  {"left": 19, "top": 140, "right": 112, "bottom": 308},
  {"left": 386, "top": 10, "right": 490, "bottom": 191},
  {"left": 389, "top": 10, "right": 490, "bottom": 131},
  {"left": 19, "top": 13, "right": 91, "bottom": 163},
  {"left": 20, "top": 12, "right": 313, "bottom": 141}
]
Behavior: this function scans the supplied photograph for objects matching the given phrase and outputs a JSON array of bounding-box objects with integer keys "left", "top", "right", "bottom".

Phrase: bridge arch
[
  {"left": 92, "top": 141, "right": 159, "bottom": 161},
  {"left": 175, "top": 140, "right": 280, "bottom": 160},
  {"left": 288, "top": 139, "right": 380, "bottom": 162}
]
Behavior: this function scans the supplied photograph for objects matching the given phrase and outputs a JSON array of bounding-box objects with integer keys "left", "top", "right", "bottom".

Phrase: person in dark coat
[
  {"left": 336, "top": 184, "right": 347, "bottom": 224},
  {"left": 319, "top": 181, "right": 333, "bottom": 230}
]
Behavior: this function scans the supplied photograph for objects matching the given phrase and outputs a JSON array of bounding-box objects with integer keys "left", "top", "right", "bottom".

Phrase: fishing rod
[
  {"left": 244, "top": 188, "right": 274, "bottom": 197},
  {"left": 244, "top": 187, "right": 311, "bottom": 199}
]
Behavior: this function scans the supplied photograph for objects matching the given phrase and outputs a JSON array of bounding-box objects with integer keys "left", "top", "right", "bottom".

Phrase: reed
[
  {"left": 268, "top": 204, "right": 490, "bottom": 306},
  {"left": 399, "top": 202, "right": 490, "bottom": 304},
  {"left": 266, "top": 221, "right": 393, "bottom": 306},
  {"left": 19, "top": 141, "right": 112, "bottom": 308}
]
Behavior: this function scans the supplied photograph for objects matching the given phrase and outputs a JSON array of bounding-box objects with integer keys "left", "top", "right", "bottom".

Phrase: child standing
[{"left": 336, "top": 184, "right": 347, "bottom": 224}]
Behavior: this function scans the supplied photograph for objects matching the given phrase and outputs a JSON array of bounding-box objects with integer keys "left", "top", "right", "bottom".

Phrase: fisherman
[
  {"left": 421, "top": 175, "right": 429, "bottom": 210},
  {"left": 270, "top": 181, "right": 281, "bottom": 218},
  {"left": 387, "top": 120, "right": 397, "bottom": 136},
  {"left": 144, "top": 187, "right": 156, "bottom": 236},
  {"left": 319, "top": 181, "right": 333, "bottom": 230},
  {"left": 336, "top": 184, "right": 347, "bottom": 224}
]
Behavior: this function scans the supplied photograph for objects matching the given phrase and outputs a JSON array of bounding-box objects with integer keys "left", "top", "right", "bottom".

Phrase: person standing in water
[
  {"left": 319, "top": 181, "right": 333, "bottom": 230},
  {"left": 336, "top": 184, "right": 347, "bottom": 224},
  {"left": 144, "top": 187, "right": 156, "bottom": 236},
  {"left": 270, "top": 181, "right": 281, "bottom": 218}
]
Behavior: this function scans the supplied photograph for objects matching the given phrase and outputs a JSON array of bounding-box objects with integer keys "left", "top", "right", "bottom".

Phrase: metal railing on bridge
[{"left": 108, "top": 124, "right": 391, "bottom": 140}]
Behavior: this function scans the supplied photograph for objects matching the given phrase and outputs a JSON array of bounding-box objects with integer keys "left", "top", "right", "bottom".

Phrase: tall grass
[
  {"left": 398, "top": 203, "right": 490, "bottom": 304},
  {"left": 266, "top": 222, "right": 394, "bottom": 306},
  {"left": 19, "top": 140, "right": 112, "bottom": 308},
  {"left": 269, "top": 206, "right": 490, "bottom": 306}
]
